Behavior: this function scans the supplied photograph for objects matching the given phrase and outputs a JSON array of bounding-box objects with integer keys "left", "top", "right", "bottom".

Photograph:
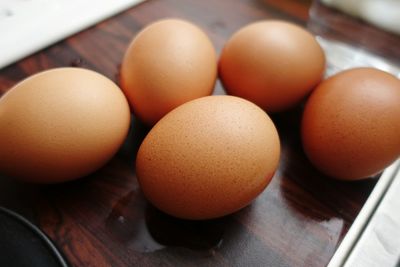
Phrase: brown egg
[
  {"left": 120, "top": 18, "right": 217, "bottom": 125},
  {"left": 136, "top": 95, "right": 280, "bottom": 220},
  {"left": 0, "top": 68, "right": 131, "bottom": 183},
  {"left": 219, "top": 20, "right": 325, "bottom": 112},
  {"left": 302, "top": 67, "right": 400, "bottom": 180}
]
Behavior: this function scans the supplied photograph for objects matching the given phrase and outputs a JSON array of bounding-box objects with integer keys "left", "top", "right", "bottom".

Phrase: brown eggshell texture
[
  {"left": 302, "top": 67, "right": 400, "bottom": 180},
  {"left": 0, "top": 68, "right": 131, "bottom": 183},
  {"left": 219, "top": 20, "right": 325, "bottom": 112},
  {"left": 136, "top": 95, "right": 280, "bottom": 220},
  {"left": 121, "top": 18, "right": 217, "bottom": 125}
]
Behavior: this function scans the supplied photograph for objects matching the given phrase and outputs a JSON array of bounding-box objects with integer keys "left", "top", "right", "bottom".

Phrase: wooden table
[{"left": 1, "top": 0, "right": 392, "bottom": 266}]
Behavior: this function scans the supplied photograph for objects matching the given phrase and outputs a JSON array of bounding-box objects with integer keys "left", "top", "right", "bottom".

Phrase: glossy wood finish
[
  {"left": 308, "top": 1, "right": 400, "bottom": 65},
  {"left": 0, "top": 0, "right": 387, "bottom": 266}
]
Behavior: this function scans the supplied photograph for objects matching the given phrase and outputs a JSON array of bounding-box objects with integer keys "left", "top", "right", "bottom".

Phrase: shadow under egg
[
  {"left": 116, "top": 115, "right": 151, "bottom": 163},
  {"left": 145, "top": 204, "right": 227, "bottom": 251},
  {"left": 105, "top": 187, "right": 233, "bottom": 253}
]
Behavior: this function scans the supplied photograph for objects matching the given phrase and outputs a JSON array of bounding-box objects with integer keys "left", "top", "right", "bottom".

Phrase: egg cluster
[{"left": 0, "top": 19, "right": 399, "bottom": 220}]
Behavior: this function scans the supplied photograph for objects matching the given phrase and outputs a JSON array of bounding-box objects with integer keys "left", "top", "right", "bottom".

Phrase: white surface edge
[
  {"left": 328, "top": 159, "right": 400, "bottom": 267},
  {"left": 0, "top": 0, "right": 146, "bottom": 70},
  {"left": 345, "top": 163, "right": 400, "bottom": 267}
]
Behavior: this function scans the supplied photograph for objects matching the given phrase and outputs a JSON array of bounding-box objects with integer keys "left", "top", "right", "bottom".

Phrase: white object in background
[
  {"left": 328, "top": 160, "right": 400, "bottom": 267},
  {"left": 321, "top": 0, "right": 400, "bottom": 35},
  {"left": 0, "top": 0, "right": 146, "bottom": 69}
]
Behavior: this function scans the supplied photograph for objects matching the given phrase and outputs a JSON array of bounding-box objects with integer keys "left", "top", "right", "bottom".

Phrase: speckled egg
[
  {"left": 302, "top": 67, "right": 400, "bottom": 180},
  {"left": 0, "top": 68, "right": 131, "bottom": 183},
  {"left": 136, "top": 95, "right": 280, "bottom": 220},
  {"left": 120, "top": 18, "right": 217, "bottom": 125},
  {"left": 219, "top": 20, "right": 325, "bottom": 112}
]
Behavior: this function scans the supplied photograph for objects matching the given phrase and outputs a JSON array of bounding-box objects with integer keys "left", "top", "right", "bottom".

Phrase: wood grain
[{"left": 0, "top": 0, "right": 389, "bottom": 266}]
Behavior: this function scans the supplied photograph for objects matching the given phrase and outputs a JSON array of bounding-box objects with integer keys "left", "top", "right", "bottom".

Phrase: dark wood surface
[{"left": 1, "top": 0, "right": 393, "bottom": 266}]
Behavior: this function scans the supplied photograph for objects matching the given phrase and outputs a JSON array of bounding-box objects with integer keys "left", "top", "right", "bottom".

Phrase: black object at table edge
[{"left": 0, "top": 206, "right": 69, "bottom": 267}]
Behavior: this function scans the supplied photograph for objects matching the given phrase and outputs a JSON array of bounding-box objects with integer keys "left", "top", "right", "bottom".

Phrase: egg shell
[
  {"left": 219, "top": 20, "right": 325, "bottom": 112},
  {"left": 120, "top": 18, "right": 217, "bottom": 125},
  {"left": 136, "top": 95, "right": 280, "bottom": 220},
  {"left": 302, "top": 67, "right": 400, "bottom": 180},
  {"left": 0, "top": 68, "right": 131, "bottom": 183}
]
